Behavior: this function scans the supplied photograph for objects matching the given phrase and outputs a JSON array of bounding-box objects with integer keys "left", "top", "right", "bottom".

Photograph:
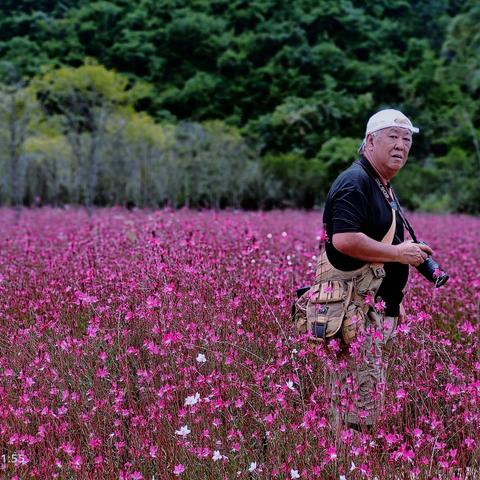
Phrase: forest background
[{"left": 0, "top": 0, "right": 478, "bottom": 214}]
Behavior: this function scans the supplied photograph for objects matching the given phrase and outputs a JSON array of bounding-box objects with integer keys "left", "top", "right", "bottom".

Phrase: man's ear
[{"left": 366, "top": 133, "right": 375, "bottom": 150}]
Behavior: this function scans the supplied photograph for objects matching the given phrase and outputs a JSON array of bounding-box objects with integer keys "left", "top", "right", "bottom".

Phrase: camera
[{"left": 415, "top": 242, "right": 449, "bottom": 288}]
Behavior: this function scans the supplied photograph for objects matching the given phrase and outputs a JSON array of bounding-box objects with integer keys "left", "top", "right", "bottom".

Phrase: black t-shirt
[{"left": 322, "top": 155, "right": 409, "bottom": 316}]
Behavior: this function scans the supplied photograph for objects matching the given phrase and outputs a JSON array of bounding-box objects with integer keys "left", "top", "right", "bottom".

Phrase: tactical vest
[{"left": 293, "top": 210, "right": 396, "bottom": 344}]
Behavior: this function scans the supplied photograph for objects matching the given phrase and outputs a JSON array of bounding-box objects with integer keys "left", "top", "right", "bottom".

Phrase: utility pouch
[
  {"left": 341, "top": 264, "right": 385, "bottom": 344},
  {"left": 294, "top": 280, "right": 354, "bottom": 341},
  {"left": 293, "top": 209, "right": 396, "bottom": 345}
]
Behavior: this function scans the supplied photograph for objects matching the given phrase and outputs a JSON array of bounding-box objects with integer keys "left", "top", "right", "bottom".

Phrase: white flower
[
  {"left": 248, "top": 462, "right": 257, "bottom": 472},
  {"left": 290, "top": 469, "right": 300, "bottom": 479},
  {"left": 286, "top": 380, "right": 295, "bottom": 391},
  {"left": 212, "top": 450, "right": 222, "bottom": 461},
  {"left": 350, "top": 461, "right": 356, "bottom": 471},
  {"left": 339, "top": 476, "right": 347, "bottom": 480},
  {"left": 175, "top": 425, "right": 191, "bottom": 437},
  {"left": 184, "top": 392, "right": 200, "bottom": 406},
  {"left": 196, "top": 353, "right": 206, "bottom": 363}
]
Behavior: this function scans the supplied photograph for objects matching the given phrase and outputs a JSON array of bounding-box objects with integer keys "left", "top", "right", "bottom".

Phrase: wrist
[{"left": 391, "top": 244, "right": 400, "bottom": 263}]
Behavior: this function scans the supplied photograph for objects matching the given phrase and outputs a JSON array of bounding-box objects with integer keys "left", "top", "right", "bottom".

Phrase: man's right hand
[{"left": 395, "top": 240, "right": 433, "bottom": 266}]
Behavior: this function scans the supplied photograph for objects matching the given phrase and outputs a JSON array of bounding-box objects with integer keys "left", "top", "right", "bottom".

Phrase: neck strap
[{"left": 357, "top": 158, "right": 418, "bottom": 242}]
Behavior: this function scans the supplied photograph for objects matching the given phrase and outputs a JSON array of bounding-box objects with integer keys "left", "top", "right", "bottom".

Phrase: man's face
[{"left": 370, "top": 127, "right": 413, "bottom": 176}]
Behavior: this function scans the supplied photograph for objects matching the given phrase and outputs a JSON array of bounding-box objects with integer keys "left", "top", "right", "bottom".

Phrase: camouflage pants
[{"left": 329, "top": 310, "right": 398, "bottom": 428}]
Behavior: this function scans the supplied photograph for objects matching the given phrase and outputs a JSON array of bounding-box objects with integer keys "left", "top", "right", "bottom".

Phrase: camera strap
[
  {"left": 389, "top": 188, "right": 418, "bottom": 243},
  {"left": 357, "top": 158, "right": 419, "bottom": 242}
]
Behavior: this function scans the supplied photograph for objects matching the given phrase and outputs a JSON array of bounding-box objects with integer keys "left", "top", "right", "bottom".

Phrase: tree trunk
[
  {"left": 85, "top": 131, "right": 98, "bottom": 217},
  {"left": 7, "top": 89, "right": 25, "bottom": 222}
]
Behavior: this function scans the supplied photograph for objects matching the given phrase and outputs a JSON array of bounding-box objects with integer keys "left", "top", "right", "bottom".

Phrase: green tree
[
  {"left": 32, "top": 60, "right": 149, "bottom": 213},
  {"left": 247, "top": 84, "right": 372, "bottom": 157},
  {"left": 315, "top": 136, "right": 360, "bottom": 188},
  {"left": 438, "top": 0, "right": 480, "bottom": 169},
  {"left": 0, "top": 82, "right": 36, "bottom": 217},
  {"left": 261, "top": 152, "right": 326, "bottom": 208},
  {"left": 24, "top": 134, "right": 72, "bottom": 206}
]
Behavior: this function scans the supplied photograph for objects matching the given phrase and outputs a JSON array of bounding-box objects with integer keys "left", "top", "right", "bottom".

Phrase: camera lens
[
  {"left": 434, "top": 272, "right": 449, "bottom": 288},
  {"left": 417, "top": 257, "right": 437, "bottom": 280},
  {"left": 416, "top": 256, "right": 449, "bottom": 288}
]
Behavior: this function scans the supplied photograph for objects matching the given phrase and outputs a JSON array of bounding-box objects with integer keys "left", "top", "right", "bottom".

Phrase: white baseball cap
[{"left": 359, "top": 108, "right": 419, "bottom": 152}]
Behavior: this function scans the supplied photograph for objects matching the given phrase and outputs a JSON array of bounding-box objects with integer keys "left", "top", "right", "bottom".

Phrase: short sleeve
[{"left": 330, "top": 185, "right": 369, "bottom": 234}]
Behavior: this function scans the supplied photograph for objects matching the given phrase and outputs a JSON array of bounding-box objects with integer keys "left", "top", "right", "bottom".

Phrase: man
[{"left": 322, "top": 108, "right": 433, "bottom": 431}]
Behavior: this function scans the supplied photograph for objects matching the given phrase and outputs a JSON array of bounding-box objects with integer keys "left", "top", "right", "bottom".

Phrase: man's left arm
[{"left": 332, "top": 232, "right": 433, "bottom": 266}]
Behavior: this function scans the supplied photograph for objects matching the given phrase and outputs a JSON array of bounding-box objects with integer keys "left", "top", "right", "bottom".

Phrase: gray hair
[{"left": 358, "top": 131, "right": 379, "bottom": 153}]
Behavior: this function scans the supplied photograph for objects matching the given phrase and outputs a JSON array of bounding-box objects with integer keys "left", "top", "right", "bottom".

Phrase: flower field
[{"left": 0, "top": 208, "right": 479, "bottom": 480}]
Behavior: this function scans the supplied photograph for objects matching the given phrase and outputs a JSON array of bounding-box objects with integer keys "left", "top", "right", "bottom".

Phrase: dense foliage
[
  {"left": 0, "top": 0, "right": 478, "bottom": 212},
  {"left": 0, "top": 208, "right": 478, "bottom": 478}
]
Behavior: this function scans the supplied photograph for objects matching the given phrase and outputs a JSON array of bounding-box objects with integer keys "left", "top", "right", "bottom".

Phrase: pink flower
[
  {"left": 88, "top": 436, "right": 102, "bottom": 449},
  {"left": 60, "top": 443, "right": 75, "bottom": 456},
  {"left": 75, "top": 290, "right": 98, "bottom": 304},
  {"left": 325, "top": 446, "right": 337, "bottom": 461},
  {"left": 396, "top": 388, "right": 407, "bottom": 399},
  {"left": 385, "top": 434, "right": 398, "bottom": 445},
  {"left": 459, "top": 321, "right": 475, "bottom": 335},
  {"left": 433, "top": 268, "right": 442, "bottom": 278},
  {"left": 446, "top": 384, "right": 460, "bottom": 396},
  {"left": 465, "top": 438, "right": 475, "bottom": 449},
  {"left": 374, "top": 299, "right": 386, "bottom": 312},
  {"left": 393, "top": 444, "right": 414, "bottom": 463},
  {"left": 143, "top": 340, "right": 160, "bottom": 355},
  {"left": 96, "top": 367, "right": 108, "bottom": 378},
  {"left": 69, "top": 455, "right": 82, "bottom": 470},
  {"left": 364, "top": 292, "right": 375, "bottom": 307},
  {"left": 439, "top": 459, "right": 450, "bottom": 469},
  {"left": 317, "top": 228, "right": 329, "bottom": 242},
  {"left": 173, "top": 464, "right": 185, "bottom": 476},
  {"left": 149, "top": 445, "right": 158, "bottom": 458}
]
